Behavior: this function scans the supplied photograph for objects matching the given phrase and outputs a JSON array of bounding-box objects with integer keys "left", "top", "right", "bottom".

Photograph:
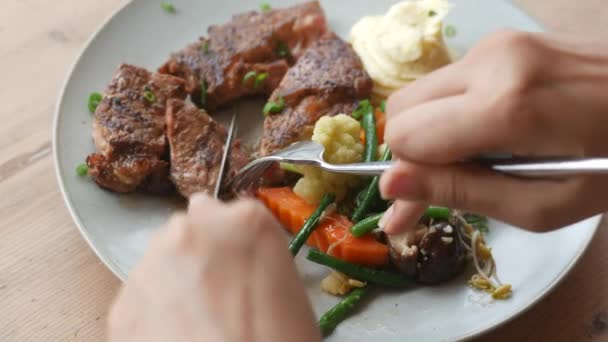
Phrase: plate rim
[{"left": 52, "top": 1, "right": 602, "bottom": 340}]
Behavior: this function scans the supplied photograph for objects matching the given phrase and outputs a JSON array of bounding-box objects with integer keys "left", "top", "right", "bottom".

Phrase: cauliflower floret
[{"left": 293, "top": 114, "right": 364, "bottom": 203}]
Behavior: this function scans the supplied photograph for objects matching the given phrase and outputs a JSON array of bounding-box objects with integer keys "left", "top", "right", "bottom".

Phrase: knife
[{"left": 213, "top": 111, "right": 238, "bottom": 199}]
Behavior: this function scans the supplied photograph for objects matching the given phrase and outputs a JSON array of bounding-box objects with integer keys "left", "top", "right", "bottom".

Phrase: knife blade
[{"left": 214, "top": 111, "right": 237, "bottom": 199}]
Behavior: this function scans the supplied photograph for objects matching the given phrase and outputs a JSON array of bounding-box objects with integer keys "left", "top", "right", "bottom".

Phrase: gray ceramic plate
[{"left": 53, "top": 1, "right": 600, "bottom": 340}]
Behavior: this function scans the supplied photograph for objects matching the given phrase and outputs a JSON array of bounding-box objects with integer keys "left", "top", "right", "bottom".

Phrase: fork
[{"left": 231, "top": 141, "right": 608, "bottom": 192}]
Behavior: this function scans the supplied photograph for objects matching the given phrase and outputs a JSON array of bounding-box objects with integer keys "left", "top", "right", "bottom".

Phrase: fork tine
[
  {"left": 233, "top": 161, "right": 271, "bottom": 194},
  {"left": 240, "top": 163, "right": 267, "bottom": 188}
]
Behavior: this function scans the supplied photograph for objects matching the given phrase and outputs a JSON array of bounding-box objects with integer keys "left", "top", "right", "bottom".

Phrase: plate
[{"left": 53, "top": 0, "right": 600, "bottom": 340}]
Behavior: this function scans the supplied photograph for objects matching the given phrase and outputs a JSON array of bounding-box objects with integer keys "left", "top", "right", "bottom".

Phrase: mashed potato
[
  {"left": 350, "top": 0, "right": 452, "bottom": 98},
  {"left": 293, "top": 114, "right": 363, "bottom": 204}
]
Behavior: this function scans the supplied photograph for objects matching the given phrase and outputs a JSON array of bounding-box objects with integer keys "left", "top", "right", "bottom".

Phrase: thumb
[{"left": 378, "top": 160, "right": 574, "bottom": 231}]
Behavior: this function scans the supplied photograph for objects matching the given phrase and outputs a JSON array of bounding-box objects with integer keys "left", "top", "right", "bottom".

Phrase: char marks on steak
[
  {"left": 87, "top": 64, "right": 187, "bottom": 193},
  {"left": 159, "top": 1, "right": 327, "bottom": 110},
  {"left": 166, "top": 99, "right": 250, "bottom": 198},
  {"left": 260, "top": 33, "right": 373, "bottom": 155}
]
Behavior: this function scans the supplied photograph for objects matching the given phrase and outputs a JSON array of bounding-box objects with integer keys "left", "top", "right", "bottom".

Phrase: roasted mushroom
[
  {"left": 387, "top": 224, "right": 428, "bottom": 278},
  {"left": 417, "top": 221, "right": 466, "bottom": 284},
  {"left": 388, "top": 220, "right": 466, "bottom": 284}
]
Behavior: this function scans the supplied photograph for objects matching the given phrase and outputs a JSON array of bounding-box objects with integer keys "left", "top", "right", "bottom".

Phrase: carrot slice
[
  {"left": 360, "top": 109, "right": 386, "bottom": 145},
  {"left": 257, "top": 187, "right": 389, "bottom": 267}
]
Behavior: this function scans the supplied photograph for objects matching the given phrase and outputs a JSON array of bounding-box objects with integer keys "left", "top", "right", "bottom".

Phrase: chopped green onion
[
  {"left": 160, "top": 1, "right": 176, "bottom": 13},
  {"left": 429, "top": 10, "right": 437, "bottom": 17},
  {"left": 260, "top": 2, "right": 271, "bottom": 11},
  {"left": 254, "top": 72, "right": 269, "bottom": 88},
  {"left": 201, "top": 40, "right": 210, "bottom": 54},
  {"left": 76, "top": 163, "right": 89, "bottom": 176},
  {"left": 262, "top": 95, "right": 285, "bottom": 115},
  {"left": 380, "top": 100, "right": 386, "bottom": 113},
  {"left": 88, "top": 92, "right": 102, "bottom": 113},
  {"left": 352, "top": 99, "right": 372, "bottom": 120},
  {"left": 143, "top": 90, "right": 156, "bottom": 103},
  {"left": 445, "top": 25, "right": 457, "bottom": 38},
  {"left": 276, "top": 41, "right": 290, "bottom": 58},
  {"left": 200, "top": 79, "right": 207, "bottom": 106},
  {"left": 242, "top": 71, "right": 258, "bottom": 85}
]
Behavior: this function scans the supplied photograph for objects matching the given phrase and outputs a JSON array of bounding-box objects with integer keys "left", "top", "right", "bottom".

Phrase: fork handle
[{"left": 322, "top": 158, "right": 608, "bottom": 177}]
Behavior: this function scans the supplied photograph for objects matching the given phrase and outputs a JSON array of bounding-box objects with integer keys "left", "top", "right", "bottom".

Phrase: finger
[
  {"left": 386, "top": 61, "right": 467, "bottom": 118},
  {"left": 379, "top": 160, "right": 590, "bottom": 231},
  {"left": 379, "top": 200, "right": 427, "bottom": 235},
  {"left": 188, "top": 192, "right": 220, "bottom": 213},
  {"left": 385, "top": 95, "right": 501, "bottom": 164},
  {"left": 187, "top": 192, "right": 227, "bottom": 227}
]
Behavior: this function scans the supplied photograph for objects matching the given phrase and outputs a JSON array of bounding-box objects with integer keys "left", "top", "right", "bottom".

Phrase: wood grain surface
[{"left": 0, "top": 1, "right": 606, "bottom": 341}]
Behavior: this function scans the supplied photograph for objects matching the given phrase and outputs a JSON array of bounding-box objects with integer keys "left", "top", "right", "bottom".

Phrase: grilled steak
[
  {"left": 166, "top": 99, "right": 250, "bottom": 198},
  {"left": 159, "top": 1, "right": 328, "bottom": 109},
  {"left": 87, "top": 64, "right": 187, "bottom": 193},
  {"left": 260, "top": 33, "right": 373, "bottom": 155}
]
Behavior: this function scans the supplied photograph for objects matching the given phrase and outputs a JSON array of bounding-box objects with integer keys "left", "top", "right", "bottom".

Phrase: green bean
[
  {"left": 422, "top": 207, "right": 489, "bottom": 232},
  {"left": 319, "top": 287, "right": 368, "bottom": 336},
  {"left": 351, "top": 148, "right": 392, "bottom": 222},
  {"left": 350, "top": 212, "right": 383, "bottom": 237},
  {"left": 288, "top": 193, "right": 335, "bottom": 256},
  {"left": 361, "top": 109, "right": 377, "bottom": 163},
  {"left": 423, "top": 206, "right": 451, "bottom": 220},
  {"left": 352, "top": 99, "right": 371, "bottom": 120},
  {"left": 306, "top": 250, "right": 410, "bottom": 287}
]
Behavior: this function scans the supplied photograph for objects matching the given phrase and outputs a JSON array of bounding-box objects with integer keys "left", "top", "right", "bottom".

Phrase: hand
[
  {"left": 107, "top": 194, "right": 321, "bottom": 342},
  {"left": 379, "top": 30, "right": 608, "bottom": 233}
]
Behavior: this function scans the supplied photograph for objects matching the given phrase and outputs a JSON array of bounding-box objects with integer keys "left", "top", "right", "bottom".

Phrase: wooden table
[{"left": 1, "top": 1, "right": 606, "bottom": 341}]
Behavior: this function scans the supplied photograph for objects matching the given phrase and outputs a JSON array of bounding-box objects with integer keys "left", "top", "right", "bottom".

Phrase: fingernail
[{"left": 378, "top": 204, "right": 394, "bottom": 229}]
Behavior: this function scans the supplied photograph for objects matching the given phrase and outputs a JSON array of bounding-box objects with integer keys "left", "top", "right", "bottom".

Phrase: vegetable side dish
[{"left": 80, "top": 0, "right": 510, "bottom": 336}]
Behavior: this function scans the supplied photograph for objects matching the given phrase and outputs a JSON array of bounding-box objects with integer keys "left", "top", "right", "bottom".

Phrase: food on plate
[
  {"left": 86, "top": 64, "right": 187, "bottom": 193},
  {"left": 166, "top": 99, "right": 250, "bottom": 198},
  {"left": 257, "top": 186, "right": 389, "bottom": 267},
  {"left": 293, "top": 114, "right": 363, "bottom": 203},
  {"left": 350, "top": 0, "right": 452, "bottom": 98},
  {"left": 388, "top": 220, "right": 466, "bottom": 284},
  {"left": 159, "top": 1, "right": 328, "bottom": 109},
  {"left": 318, "top": 286, "right": 367, "bottom": 336},
  {"left": 258, "top": 99, "right": 509, "bottom": 335},
  {"left": 288, "top": 192, "right": 336, "bottom": 257},
  {"left": 320, "top": 270, "right": 366, "bottom": 296},
  {"left": 260, "top": 33, "right": 373, "bottom": 155},
  {"left": 80, "top": 0, "right": 510, "bottom": 334}
]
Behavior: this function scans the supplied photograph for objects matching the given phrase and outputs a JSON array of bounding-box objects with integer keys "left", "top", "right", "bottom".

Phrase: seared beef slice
[
  {"left": 159, "top": 1, "right": 327, "bottom": 109},
  {"left": 260, "top": 33, "right": 373, "bottom": 155},
  {"left": 166, "top": 99, "right": 250, "bottom": 198},
  {"left": 87, "top": 64, "right": 187, "bottom": 193}
]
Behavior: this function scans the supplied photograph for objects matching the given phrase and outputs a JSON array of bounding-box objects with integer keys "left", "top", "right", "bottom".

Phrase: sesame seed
[
  {"left": 441, "top": 236, "right": 454, "bottom": 244},
  {"left": 443, "top": 225, "right": 453, "bottom": 234}
]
